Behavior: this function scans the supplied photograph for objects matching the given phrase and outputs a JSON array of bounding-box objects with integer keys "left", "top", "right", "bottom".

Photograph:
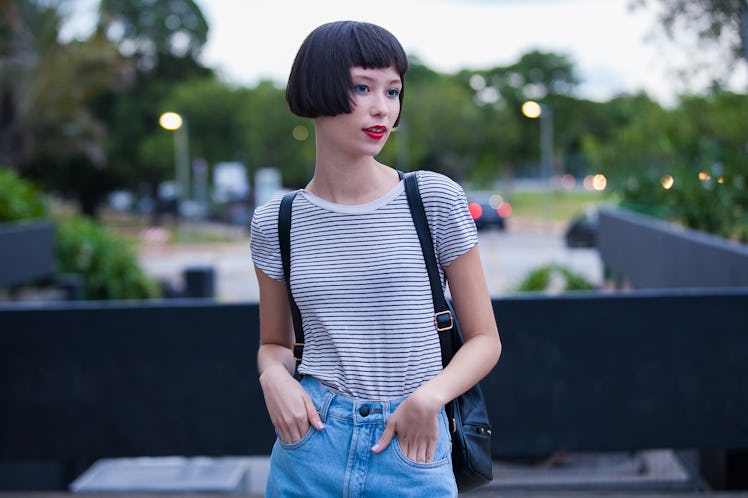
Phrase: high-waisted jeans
[{"left": 265, "top": 376, "right": 458, "bottom": 497}]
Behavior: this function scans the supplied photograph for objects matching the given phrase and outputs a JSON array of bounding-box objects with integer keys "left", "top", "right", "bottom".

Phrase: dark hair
[{"left": 286, "top": 21, "right": 408, "bottom": 127}]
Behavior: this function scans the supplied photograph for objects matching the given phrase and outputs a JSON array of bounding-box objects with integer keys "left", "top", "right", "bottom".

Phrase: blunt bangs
[{"left": 286, "top": 21, "right": 408, "bottom": 127}]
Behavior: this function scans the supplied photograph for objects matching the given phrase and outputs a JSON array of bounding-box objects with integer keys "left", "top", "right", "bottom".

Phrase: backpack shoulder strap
[
  {"left": 402, "top": 171, "right": 456, "bottom": 368},
  {"left": 278, "top": 190, "right": 304, "bottom": 363}
]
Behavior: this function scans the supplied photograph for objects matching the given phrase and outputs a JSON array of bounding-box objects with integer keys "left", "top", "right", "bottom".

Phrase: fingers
[
  {"left": 269, "top": 391, "right": 324, "bottom": 444},
  {"left": 401, "top": 436, "right": 436, "bottom": 463},
  {"left": 306, "top": 396, "right": 325, "bottom": 431},
  {"left": 274, "top": 410, "right": 309, "bottom": 443},
  {"left": 371, "top": 421, "right": 395, "bottom": 453},
  {"left": 372, "top": 424, "right": 437, "bottom": 463}
]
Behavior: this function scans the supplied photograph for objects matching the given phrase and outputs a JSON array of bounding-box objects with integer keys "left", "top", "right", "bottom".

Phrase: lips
[{"left": 363, "top": 126, "right": 387, "bottom": 140}]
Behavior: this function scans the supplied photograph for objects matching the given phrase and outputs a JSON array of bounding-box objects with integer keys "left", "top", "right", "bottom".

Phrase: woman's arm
[
  {"left": 371, "top": 244, "right": 500, "bottom": 462},
  {"left": 427, "top": 243, "right": 502, "bottom": 400},
  {"left": 255, "top": 266, "right": 324, "bottom": 442}
]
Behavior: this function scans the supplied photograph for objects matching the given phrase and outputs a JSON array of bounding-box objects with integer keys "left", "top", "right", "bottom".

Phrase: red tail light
[
  {"left": 468, "top": 202, "right": 483, "bottom": 220},
  {"left": 498, "top": 201, "right": 512, "bottom": 218}
]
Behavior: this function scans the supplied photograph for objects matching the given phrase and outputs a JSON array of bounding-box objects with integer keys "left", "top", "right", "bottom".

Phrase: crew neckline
[{"left": 300, "top": 180, "right": 405, "bottom": 214}]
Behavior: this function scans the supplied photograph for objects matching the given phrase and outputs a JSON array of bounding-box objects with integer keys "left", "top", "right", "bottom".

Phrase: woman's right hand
[{"left": 259, "top": 365, "right": 325, "bottom": 443}]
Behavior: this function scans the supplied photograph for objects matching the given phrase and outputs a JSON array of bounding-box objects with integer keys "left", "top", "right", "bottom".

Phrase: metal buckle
[
  {"left": 293, "top": 342, "right": 304, "bottom": 362},
  {"left": 434, "top": 310, "right": 453, "bottom": 332}
]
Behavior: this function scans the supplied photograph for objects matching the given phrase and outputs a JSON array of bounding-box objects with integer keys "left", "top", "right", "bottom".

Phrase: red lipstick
[{"left": 363, "top": 126, "right": 387, "bottom": 140}]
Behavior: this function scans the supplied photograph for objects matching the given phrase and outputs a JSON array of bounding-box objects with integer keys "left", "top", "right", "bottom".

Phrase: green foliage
[
  {"left": 515, "top": 263, "right": 596, "bottom": 293},
  {"left": 97, "top": 0, "right": 209, "bottom": 63},
  {"left": 583, "top": 91, "right": 748, "bottom": 241},
  {"left": 2, "top": 1, "right": 130, "bottom": 215},
  {"left": 403, "top": 69, "right": 487, "bottom": 180},
  {"left": 56, "top": 217, "right": 161, "bottom": 300},
  {"left": 0, "top": 169, "right": 48, "bottom": 222}
]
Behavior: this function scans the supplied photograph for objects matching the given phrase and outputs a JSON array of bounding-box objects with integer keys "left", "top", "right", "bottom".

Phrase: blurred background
[
  {"left": 2, "top": 0, "right": 747, "bottom": 302},
  {"left": 1, "top": 0, "right": 747, "bottom": 302}
]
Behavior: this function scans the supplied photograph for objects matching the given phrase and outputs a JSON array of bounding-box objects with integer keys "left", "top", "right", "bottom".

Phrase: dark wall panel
[{"left": 1, "top": 290, "right": 747, "bottom": 463}]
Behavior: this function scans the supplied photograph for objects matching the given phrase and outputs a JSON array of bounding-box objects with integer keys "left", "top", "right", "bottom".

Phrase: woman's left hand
[{"left": 370, "top": 386, "right": 443, "bottom": 463}]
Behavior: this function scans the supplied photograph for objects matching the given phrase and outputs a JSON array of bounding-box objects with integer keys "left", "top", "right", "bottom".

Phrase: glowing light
[
  {"left": 698, "top": 171, "right": 711, "bottom": 181},
  {"left": 583, "top": 175, "right": 594, "bottom": 191},
  {"left": 592, "top": 174, "right": 607, "bottom": 191},
  {"left": 717, "top": 177, "right": 725, "bottom": 184},
  {"left": 159, "top": 112, "right": 182, "bottom": 130},
  {"left": 468, "top": 202, "right": 483, "bottom": 220},
  {"left": 497, "top": 201, "right": 512, "bottom": 218},
  {"left": 560, "top": 174, "right": 576, "bottom": 190},
  {"left": 661, "top": 175, "right": 675, "bottom": 190},
  {"left": 488, "top": 194, "right": 504, "bottom": 209},
  {"left": 292, "top": 125, "right": 309, "bottom": 141},
  {"left": 521, "top": 100, "right": 542, "bottom": 118}
]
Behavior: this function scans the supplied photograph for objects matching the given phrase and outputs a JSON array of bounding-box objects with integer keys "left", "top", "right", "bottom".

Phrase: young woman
[{"left": 250, "top": 20, "right": 501, "bottom": 497}]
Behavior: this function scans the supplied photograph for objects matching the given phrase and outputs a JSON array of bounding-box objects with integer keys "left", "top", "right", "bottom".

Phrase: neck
[{"left": 307, "top": 152, "right": 397, "bottom": 205}]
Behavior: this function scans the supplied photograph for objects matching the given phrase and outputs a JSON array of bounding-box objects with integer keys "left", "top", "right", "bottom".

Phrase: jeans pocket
[
  {"left": 277, "top": 424, "right": 317, "bottom": 450},
  {"left": 392, "top": 412, "right": 451, "bottom": 469}
]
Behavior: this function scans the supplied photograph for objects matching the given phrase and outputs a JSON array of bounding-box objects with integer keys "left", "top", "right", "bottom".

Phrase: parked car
[
  {"left": 565, "top": 210, "right": 598, "bottom": 248},
  {"left": 466, "top": 192, "right": 511, "bottom": 230}
]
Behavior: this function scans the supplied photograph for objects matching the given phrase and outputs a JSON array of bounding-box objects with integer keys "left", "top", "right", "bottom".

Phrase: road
[{"left": 138, "top": 223, "right": 603, "bottom": 301}]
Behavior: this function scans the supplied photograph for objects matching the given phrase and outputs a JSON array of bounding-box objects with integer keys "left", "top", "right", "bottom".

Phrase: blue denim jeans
[{"left": 265, "top": 376, "right": 458, "bottom": 497}]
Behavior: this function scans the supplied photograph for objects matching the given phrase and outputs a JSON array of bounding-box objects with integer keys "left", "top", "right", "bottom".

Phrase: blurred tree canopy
[
  {"left": 1, "top": 0, "right": 746, "bottom": 240},
  {"left": 1, "top": 0, "right": 130, "bottom": 215},
  {"left": 631, "top": 0, "right": 748, "bottom": 86},
  {"left": 97, "top": 0, "right": 209, "bottom": 69}
]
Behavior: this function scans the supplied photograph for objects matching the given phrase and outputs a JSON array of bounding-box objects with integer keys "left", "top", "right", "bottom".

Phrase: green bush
[
  {"left": 56, "top": 217, "right": 161, "bottom": 300},
  {"left": 515, "top": 263, "right": 596, "bottom": 293},
  {"left": 0, "top": 169, "right": 48, "bottom": 222}
]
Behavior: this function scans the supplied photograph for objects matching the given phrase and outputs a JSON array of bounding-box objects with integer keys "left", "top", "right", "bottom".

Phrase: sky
[
  {"left": 64, "top": 0, "right": 747, "bottom": 105},
  {"left": 195, "top": 0, "right": 702, "bottom": 105}
]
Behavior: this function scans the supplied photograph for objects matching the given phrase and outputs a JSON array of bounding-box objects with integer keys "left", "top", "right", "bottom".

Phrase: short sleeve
[
  {"left": 417, "top": 171, "right": 478, "bottom": 269},
  {"left": 249, "top": 196, "right": 285, "bottom": 281}
]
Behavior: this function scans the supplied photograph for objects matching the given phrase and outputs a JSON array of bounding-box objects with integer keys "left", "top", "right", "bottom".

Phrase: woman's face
[{"left": 315, "top": 65, "right": 402, "bottom": 159}]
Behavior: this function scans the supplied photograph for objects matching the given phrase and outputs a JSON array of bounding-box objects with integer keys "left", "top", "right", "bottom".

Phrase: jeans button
[{"left": 359, "top": 405, "right": 370, "bottom": 417}]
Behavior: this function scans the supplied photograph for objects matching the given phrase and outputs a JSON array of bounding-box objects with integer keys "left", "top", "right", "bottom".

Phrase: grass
[{"left": 507, "top": 190, "right": 614, "bottom": 222}]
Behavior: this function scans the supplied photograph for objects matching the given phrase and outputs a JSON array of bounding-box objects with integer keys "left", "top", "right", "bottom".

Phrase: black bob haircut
[{"left": 286, "top": 21, "right": 408, "bottom": 128}]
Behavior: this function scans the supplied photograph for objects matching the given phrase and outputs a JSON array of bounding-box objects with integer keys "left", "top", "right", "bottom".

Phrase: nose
[{"left": 369, "top": 93, "right": 388, "bottom": 117}]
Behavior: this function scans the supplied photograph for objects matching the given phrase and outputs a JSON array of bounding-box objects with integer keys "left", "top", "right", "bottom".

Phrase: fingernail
[
  {"left": 371, "top": 443, "right": 380, "bottom": 452},
  {"left": 315, "top": 422, "right": 325, "bottom": 430}
]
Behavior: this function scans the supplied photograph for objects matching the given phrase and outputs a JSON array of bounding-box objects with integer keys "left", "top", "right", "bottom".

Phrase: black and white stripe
[{"left": 251, "top": 170, "right": 477, "bottom": 399}]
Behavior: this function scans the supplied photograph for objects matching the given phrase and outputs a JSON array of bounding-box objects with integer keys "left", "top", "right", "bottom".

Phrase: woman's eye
[
  {"left": 353, "top": 84, "right": 369, "bottom": 94},
  {"left": 387, "top": 88, "right": 400, "bottom": 99}
]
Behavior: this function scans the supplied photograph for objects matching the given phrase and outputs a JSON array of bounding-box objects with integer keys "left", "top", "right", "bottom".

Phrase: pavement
[
  {"left": 42, "top": 449, "right": 733, "bottom": 497},
  {"left": 135, "top": 217, "right": 601, "bottom": 302}
]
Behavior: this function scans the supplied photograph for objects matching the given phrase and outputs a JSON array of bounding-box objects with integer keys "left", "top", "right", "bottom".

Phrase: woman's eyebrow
[{"left": 350, "top": 72, "right": 402, "bottom": 86}]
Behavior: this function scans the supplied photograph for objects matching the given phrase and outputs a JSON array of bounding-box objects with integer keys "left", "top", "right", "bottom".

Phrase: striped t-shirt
[{"left": 250, "top": 170, "right": 477, "bottom": 399}]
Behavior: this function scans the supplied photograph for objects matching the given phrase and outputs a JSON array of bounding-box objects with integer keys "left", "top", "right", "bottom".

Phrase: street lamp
[
  {"left": 158, "top": 111, "right": 190, "bottom": 214},
  {"left": 521, "top": 100, "right": 553, "bottom": 187},
  {"left": 522, "top": 100, "right": 554, "bottom": 221}
]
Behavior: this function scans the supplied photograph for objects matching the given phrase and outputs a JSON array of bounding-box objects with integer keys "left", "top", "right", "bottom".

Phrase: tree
[
  {"left": 398, "top": 64, "right": 489, "bottom": 182},
  {"left": 89, "top": 0, "right": 213, "bottom": 217},
  {"left": 461, "top": 50, "right": 581, "bottom": 183},
  {"left": 1, "top": 1, "right": 130, "bottom": 215},
  {"left": 96, "top": 0, "right": 208, "bottom": 71},
  {"left": 582, "top": 90, "right": 748, "bottom": 240},
  {"left": 631, "top": 0, "right": 748, "bottom": 84}
]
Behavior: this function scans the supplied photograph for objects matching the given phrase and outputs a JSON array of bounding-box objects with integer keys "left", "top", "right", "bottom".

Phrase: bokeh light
[
  {"left": 661, "top": 175, "right": 675, "bottom": 190},
  {"left": 158, "top": 112, "right": 183, "bottom": 130},
  {"left": 468, "top": 202, "right": 483, "bottom": 220},
  {"left": 521, "top": 100, "right": 542, "bottom": 118},
  {"left": 292, "top": 125, "right": 309, "bottom": 141}
]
